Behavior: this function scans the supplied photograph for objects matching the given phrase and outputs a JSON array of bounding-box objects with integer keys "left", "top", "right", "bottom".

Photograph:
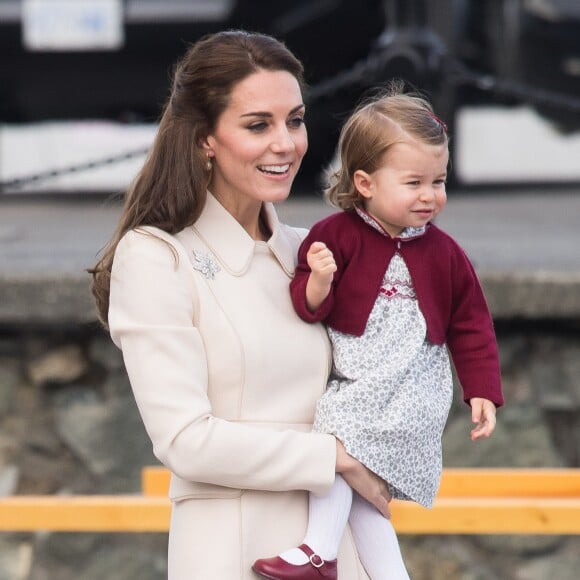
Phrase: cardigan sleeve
[
  {"left": 109, "top": 229, "right": 336, "bottom": 495},
  {"left": 289, "top": 226, "right": 337, "bottom": 323},
  {"left": 446, "top": 244, "right": 504, "bottom": 407}
]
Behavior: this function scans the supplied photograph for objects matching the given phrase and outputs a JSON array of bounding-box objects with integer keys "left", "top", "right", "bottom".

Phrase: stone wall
[{"left": 1, "top": 277, "right": 580, "bottom": 579}]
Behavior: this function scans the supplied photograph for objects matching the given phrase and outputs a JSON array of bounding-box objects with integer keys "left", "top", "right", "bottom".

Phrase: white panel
[{"left": 22, "top": 0, "right": 124, "bottom": 51}]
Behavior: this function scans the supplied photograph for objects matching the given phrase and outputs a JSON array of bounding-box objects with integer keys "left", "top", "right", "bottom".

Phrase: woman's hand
[{"left": 335, "top": 440, "right": 392, "bottom": 518}]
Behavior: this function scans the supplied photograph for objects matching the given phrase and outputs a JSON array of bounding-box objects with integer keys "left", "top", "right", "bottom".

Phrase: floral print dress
[{"left": 313, "top": 215, "right": 454, "bottom": 508}]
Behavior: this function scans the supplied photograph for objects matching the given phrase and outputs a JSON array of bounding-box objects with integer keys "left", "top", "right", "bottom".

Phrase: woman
[{"left": 90, "top": 30, "right": 389, "bottom": 579}]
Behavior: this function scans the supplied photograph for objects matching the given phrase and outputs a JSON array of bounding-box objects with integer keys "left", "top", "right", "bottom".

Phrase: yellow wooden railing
[{"left": 1, "top": 468, "right": 579, "bottom": 534}]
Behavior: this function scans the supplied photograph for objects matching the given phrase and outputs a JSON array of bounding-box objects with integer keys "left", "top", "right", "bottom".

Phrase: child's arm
[
  {"left": 469, "top": 397, "right": 497, "bottom": 441},
  {"left": 305, "top": 241, "right": 337, "bottom": 312}
]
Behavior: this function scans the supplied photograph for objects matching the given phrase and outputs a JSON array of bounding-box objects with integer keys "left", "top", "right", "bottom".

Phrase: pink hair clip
[{"left": 427, "top": 111, "right": 448, "bottom": 133}]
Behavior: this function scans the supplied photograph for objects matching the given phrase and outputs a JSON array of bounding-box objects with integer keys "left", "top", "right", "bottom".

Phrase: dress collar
[
  {"left": 191, "top": 191, "right": 296, "bottom": 276},
  {"left": 354, "top": 206, "right": 427, "bottom": 240}
]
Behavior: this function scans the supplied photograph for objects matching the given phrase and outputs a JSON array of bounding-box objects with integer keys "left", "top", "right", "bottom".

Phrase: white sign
[
  {"left": 22, "top": 0, "right": 124, "bottom": 51},
  {"left": 0, "top": 121, "right": 157, "bottom": 193}
]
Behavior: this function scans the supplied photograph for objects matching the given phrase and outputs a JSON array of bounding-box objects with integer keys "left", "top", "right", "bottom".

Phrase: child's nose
[{"left": 420, "top": 187, "right": 436, "bottom": 202}]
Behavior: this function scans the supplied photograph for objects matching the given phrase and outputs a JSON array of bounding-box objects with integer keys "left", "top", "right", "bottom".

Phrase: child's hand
[
  {"left": 469, "top": 397, "right": 497, "bottom": 441},
  {"left": 307, "top": 241, "right": 337, "bottom": 282},
  {"left": 304, "top": 242, "right": 337, "bottom": 312}
]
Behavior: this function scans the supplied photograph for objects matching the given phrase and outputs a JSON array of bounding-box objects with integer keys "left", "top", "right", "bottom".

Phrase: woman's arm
[
  {"left": 335, "top": 440, "right": 392, "bottom": 518},
  {"left": 109, "top": 229, "right": 336, "bottom": 496}
]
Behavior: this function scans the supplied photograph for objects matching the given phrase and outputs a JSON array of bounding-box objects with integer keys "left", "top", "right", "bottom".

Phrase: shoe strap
[{"left": 298, "top": 544, "right": 332, "bottom": 575}]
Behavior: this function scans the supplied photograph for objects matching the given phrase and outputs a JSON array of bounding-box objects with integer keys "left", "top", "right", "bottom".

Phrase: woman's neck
[{"left": 211, "top": 191, "right": 269, "bottom": 241}]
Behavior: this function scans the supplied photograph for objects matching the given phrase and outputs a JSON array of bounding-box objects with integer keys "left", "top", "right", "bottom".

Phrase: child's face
[{"left": 355, "top": 139, "right": 448, "bottom": 238}]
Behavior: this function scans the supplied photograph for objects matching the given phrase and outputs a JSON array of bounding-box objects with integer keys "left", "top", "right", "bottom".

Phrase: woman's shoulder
[
  {"left": 118, "top": 225, "right": 176, "bottom": 244},
  {"left": 117, "top": 226, "right": 183, "bottom": 256},
  {"left": 278, "top": 222, "right": 309, "bottom": 245},
  {"left": 114, "top": 226, "right": 192, "bottom": 274}
]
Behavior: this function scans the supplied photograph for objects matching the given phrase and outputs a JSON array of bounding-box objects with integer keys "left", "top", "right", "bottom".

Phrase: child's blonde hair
[{"left": 325, "top": 82, "right": 449, "bottom": 210}]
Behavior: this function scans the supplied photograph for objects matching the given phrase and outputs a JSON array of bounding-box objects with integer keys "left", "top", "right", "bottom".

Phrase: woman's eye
[
  {"left": 247, "top": 122, "right": 268, "bottom": 133},
  {"left": 288, "top": 116, "right": 305, "bottom": 129}
]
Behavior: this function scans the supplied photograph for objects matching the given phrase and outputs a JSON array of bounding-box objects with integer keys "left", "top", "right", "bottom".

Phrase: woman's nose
[{"left": 270, "top": 126, "right": 295, "bottom": 152}]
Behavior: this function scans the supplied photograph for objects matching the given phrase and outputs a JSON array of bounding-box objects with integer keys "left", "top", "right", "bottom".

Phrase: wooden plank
[
  {"left": 141, "top": 466, "right": 580, "bottom": 498},
  {"left": 390, "top": 498, "right": 580, "bottom": 534},
  {"left": 0, "top": 496, "right": 170, "bottom": 532},
  {"left": 1, "top": 495, "right": 580, "bottom": 534},
  {"left": 142, "top": 465, "right": 170, "bottom": 496},
  {"left": 1, "top": 468, "right": 579, "bottom": 534},
  {"left": 437, "top": 468, "right": 580, "bottom": 498}
]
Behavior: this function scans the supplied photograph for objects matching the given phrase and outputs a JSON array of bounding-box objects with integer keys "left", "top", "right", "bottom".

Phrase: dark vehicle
[{"left": 1, "top": 0, "right": 579, "bottom": 189}]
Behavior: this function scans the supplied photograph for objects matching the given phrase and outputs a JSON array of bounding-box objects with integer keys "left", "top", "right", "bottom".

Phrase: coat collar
[{"left": 191, "top": 192, "right": 297, "bottom": 277}]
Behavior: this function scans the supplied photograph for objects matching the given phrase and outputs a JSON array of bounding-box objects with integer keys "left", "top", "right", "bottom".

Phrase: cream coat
[{"left": 109, "top": 193, "right": 370, "bottom": 579}]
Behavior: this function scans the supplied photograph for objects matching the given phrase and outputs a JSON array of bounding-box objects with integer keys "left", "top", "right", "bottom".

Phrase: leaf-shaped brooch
[{"left": 192, "top": 249, "right": 220, "bottom": 279}]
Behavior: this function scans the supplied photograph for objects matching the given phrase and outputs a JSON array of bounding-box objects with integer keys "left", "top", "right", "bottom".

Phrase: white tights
[{"left": 280, "top": 475, "right": 410, "bottom": 580}]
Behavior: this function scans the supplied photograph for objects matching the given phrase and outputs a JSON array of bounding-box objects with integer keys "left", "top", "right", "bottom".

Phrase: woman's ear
[
  {"left": 353, "top": 170, "right": 373, "bottom": 199},
  {"left": 199, "top": 134, "right": 215, "bottom": 157}
]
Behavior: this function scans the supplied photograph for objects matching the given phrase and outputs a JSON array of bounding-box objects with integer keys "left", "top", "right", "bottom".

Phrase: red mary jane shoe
[{"left": 252, "top": 544, "right": 337, "bottom": 580}]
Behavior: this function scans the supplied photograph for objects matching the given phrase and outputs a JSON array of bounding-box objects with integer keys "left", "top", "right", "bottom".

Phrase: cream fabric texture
[{"left": 108, "top": 193, "right": 370, "bottom": 579}]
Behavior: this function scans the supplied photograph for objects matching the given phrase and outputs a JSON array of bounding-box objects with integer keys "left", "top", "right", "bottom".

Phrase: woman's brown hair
[
  {"left": 325, "top": 81, "right": 449, "bottom": 210},
  {"left": 89, "top": 30, "right": 305, "bottom": 325}
]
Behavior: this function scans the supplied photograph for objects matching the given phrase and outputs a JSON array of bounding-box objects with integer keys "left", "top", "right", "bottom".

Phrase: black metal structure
[{"left": 1, "top": 0, "right": 580, "bottom": 191}]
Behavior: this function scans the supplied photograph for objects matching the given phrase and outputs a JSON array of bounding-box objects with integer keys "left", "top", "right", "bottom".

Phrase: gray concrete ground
[
  {"left": 0, "top": 187, "right": 579, "bottom": 276},
  {"left": 1, "top": 187, "right": 579, "bottom": 323}
]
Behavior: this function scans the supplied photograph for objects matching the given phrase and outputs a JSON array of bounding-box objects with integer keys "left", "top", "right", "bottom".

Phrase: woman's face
[{"left": 204, "top": 69, "right": 308, "bottom": 209}]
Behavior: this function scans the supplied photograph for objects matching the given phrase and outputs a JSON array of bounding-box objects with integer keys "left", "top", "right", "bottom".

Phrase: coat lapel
[{"left": 180, "top": 192, "right": 297, "bottom": 277}]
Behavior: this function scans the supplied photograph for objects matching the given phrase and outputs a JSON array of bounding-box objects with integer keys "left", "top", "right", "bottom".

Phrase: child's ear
[{"left": 353, "top": 170, "right": 373, "bottom": 199}]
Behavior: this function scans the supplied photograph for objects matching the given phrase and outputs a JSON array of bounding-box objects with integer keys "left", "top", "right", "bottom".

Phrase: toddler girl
[{"left": 253, "top": 85, "right": 504, "bottom": 580}]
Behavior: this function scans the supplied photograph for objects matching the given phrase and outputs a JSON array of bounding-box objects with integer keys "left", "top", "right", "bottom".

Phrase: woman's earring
[{"left": 206, "top": 155, "right": 213, "bottom": 172}]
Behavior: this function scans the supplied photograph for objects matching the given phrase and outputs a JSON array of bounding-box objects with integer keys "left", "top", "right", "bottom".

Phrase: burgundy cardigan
[{"left": 290, "top": 210, "right": 504, "bottom": 406}]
